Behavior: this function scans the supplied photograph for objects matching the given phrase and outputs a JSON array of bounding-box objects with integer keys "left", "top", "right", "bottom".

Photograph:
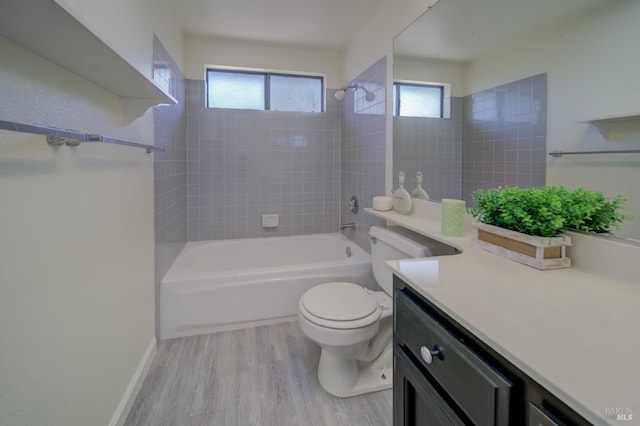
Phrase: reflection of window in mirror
[{"left": 393, "top": 80, "right": 451, "bottom": 118}]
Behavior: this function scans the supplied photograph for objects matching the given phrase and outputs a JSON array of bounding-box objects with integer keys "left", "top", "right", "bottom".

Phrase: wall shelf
[
  {"left": 0, "top": 0, "right": 176, "bottom": 119},
  {"left": 579, "top": 113, "right": 640, "bottom": 141}
]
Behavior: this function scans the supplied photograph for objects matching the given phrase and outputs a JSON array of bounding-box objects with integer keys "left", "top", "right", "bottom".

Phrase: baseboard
[
  {"left": 162, "top": 315, "right": 298, "bottom": 339},
  {"left": 108, "top": 337, "right": 157, "bottom": 426}
]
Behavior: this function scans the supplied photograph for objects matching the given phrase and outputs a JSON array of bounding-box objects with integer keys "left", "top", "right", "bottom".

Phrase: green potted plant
[{"left": 467, "top": 186, "right": 629, "bottom": 270}]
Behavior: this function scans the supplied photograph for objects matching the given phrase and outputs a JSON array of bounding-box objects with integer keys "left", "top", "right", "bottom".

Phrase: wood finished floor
[{"left": 124, "top": 320, "right": 392, "bottom": 426}]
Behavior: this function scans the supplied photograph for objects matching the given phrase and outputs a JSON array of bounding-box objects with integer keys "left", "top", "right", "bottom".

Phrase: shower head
[
  {"left": 333, "top": 84, "right": 376, "bottom": 102},
  {"left": 362, "top": 89, "right": 376, "bottom": 102}
]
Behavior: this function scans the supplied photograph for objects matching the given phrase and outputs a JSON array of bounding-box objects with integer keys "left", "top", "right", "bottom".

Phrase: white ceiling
[
  {"left": 394, "top": 0, "right": 611, "bottom": 62},
  {"left": 170, "top": 0, "right": 387, "bottom": 49},
  {"left": 170, "top": 0, "right": 612, "bottom": 58}
]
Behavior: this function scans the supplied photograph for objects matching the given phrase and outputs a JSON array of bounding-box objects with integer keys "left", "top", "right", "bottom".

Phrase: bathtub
[{"left": 160, "top": 233, "right": 375, "bottom": 339}]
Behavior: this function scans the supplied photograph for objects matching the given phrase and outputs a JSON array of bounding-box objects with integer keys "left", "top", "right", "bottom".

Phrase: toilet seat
[{"left": 300, "top": 282, "right": 381, "bottom": 330}]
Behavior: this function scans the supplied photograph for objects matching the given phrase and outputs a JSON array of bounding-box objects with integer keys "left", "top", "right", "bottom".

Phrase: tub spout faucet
[{"left": 340, "top": 222, "right": 356, "bottom": 231}]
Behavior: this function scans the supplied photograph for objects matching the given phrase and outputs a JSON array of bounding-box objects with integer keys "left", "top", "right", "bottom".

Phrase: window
[
  {"left": 393, "top": 82, "right": 444, "bottom": 118},
  {"left": 206, "top": 68, "right": 324, "bottom": 112}
]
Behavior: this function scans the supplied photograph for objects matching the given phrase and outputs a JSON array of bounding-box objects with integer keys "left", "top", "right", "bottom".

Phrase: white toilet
[{"left": 298, "top": 226, "right": 439, "bottom": 397}]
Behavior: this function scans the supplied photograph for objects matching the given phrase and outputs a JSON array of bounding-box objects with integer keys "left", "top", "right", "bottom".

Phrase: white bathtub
[{"left": 160, "top": 233, "right": 375, "bottom": 339}]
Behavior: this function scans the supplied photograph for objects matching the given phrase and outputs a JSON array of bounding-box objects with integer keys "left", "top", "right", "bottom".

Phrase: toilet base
[{"left": 317, "top": 344, "right": 393, "bottom": 398}]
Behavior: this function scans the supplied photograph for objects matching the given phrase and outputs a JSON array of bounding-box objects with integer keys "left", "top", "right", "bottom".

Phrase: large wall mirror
[{"left": 392, "top": 0, "right": 640, "bottom": 240}]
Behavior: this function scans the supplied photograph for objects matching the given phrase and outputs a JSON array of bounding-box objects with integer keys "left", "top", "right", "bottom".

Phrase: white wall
[
  {"left": 184, "top": 36, "right": 343, "bottom": 88},
  {"left": 0, "top": 131, "right": 155, "bottom": 426},
  {"left": 464, "top": 0, "right": 640, "bottom": 238},
  {"left": 54, "top": 0, "right": 184, "bottom": 74},
  {"left": 0, "top": 0, "right": 183, "bottom": 423}
]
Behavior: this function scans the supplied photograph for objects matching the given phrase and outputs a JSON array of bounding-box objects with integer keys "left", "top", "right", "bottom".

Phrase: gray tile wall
[
  {"left": 392, "top": 73, "right": 547, "bottom": 207},
  {"left": 462, "top": 73, "right": 547, "bottom": 205},
  {"left": 152, "top": 57, "right": 543, "bottom": 267},
  {"left": 186, "top": 80, "right": 341, "bottom": 240},
  {"left": 340, "top": 57, "right": 387, "bottom": 252},
  {"left": 393, "top": 97, "right": 463, "bottom": 200},
  {"left": 152, "top": 35, "right": 188, "bottom": 335}
]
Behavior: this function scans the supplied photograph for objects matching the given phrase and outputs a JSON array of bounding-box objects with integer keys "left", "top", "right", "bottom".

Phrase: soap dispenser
[
  {"left": 393, "top": 172, "right": 412, "bottom": 215},
  {"left": 411, "top": 171, "right": 430, "bottom": 200}
]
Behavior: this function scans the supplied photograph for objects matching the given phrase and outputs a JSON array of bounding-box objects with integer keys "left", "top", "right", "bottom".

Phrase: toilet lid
[{"left": 301, "top": 282, "right": 378, "bottom": 322}]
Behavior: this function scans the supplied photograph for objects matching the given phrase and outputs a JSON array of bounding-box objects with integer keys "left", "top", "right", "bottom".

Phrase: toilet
[{"left": 298, "top": 226, "right": 438, "bottom": 397}]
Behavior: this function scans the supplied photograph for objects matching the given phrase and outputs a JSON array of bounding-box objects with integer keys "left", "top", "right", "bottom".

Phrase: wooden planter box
[{"left": 471, "top": 220, "right": 571, "bottom": 270}]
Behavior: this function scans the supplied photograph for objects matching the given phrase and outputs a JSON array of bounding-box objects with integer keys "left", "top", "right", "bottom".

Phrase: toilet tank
[{"left": 368, "top": 226, "right": 458, "bottom": 294}]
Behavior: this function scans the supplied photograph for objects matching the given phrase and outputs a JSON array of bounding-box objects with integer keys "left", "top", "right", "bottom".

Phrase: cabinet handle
[{"left": 420, "top": 345, "right": 443, "bottom": 364}]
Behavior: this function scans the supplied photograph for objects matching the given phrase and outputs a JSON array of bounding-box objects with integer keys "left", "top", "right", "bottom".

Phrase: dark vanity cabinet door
[
  {"left": 394, "top": 347, "right": 466, "bottom": 426},
  {"left": 393, "top": 277, "right": 593, "bottom": 426},
  {"left": 394, "top": 284, "right": 512, "bottom": 426}
]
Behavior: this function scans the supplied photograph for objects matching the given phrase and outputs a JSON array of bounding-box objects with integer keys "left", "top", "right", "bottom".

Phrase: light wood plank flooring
[{"left": 125, "top": 321, "right": 392, "bottom": 426}]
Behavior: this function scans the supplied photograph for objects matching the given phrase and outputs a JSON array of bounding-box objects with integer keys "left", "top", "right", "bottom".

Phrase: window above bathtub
[{"left": 206, "top": 66, "right": 325, "bottom": 113}]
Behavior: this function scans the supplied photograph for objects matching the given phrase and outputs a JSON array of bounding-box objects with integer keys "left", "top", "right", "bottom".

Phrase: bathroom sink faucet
[{"left": 340, "top": 222, "right": 356, "bottom": 231}]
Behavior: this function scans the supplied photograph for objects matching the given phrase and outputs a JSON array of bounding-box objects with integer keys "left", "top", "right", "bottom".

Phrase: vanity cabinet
[{"left": 393, "top": 277, "right": 591, "bottom": 426}]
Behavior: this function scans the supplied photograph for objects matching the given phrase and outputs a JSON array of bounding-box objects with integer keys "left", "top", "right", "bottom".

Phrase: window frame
[
  {"left": 205, "top": 66, "right": 326, "bottom": 113},
  {"left": 393, "top": 81, "right": 446, "bottom": 118}
]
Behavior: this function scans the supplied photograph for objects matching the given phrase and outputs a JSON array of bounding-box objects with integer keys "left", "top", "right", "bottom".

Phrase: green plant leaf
[{"left": 468, "top": 185, "right": 631, "bottom": 237}]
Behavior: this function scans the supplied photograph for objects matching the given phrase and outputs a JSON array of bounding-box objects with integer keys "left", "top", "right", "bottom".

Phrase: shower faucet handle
[{"left": 348, "top": 195, "right": 359, "bottom": 214}]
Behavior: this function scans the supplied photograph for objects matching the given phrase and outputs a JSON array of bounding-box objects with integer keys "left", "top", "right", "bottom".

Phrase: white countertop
[{"left": 365, "top": 206, "right": 640, "bottom": 425}]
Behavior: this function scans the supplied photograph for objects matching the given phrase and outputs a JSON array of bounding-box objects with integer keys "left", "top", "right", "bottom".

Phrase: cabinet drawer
[{"left": 395, "top": 290, "right": 512, "bottom": 426}]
